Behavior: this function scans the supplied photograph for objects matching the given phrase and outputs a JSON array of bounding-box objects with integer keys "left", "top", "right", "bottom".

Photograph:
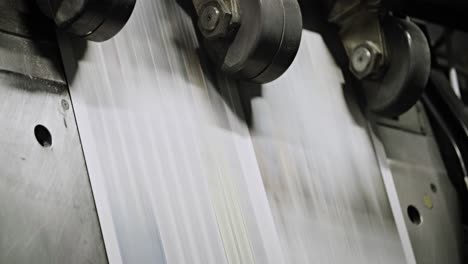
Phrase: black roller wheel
[
  {"left": 203, "top": 0, "right": 303, "bottom": 83},
  {"left": 36, "top": 0, "right": 136, "bottom": 42},
  {"left": 364, "top": 17, "right": 431, "bottom": 117}
]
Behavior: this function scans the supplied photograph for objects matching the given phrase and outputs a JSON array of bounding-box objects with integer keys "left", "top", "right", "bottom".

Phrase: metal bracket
[{"left": 327, "top": 0, "right": 388, "bottom": 79}]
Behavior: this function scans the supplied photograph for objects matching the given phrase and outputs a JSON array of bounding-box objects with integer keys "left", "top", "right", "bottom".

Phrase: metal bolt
[
  {"left": 349, "top": 42, "right": 384, "bottom": 80},
  {"left": 351, "top": 46, "right": 373, "bottom": 75},
  {"left": 199, "top": 5, "right": 221, "bottom": 32}
]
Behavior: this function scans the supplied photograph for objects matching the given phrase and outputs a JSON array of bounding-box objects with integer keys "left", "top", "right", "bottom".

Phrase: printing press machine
[{"left": 0, "top": 0, "right": 467, "bottom": 263}]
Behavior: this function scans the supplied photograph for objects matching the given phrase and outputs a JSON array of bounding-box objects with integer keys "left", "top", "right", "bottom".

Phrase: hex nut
[
  {"left": 349, "top": 41, "right": 384, "bottom": 80},
  {"left": 199, "top": 5, "right": 221, "bottom": 32},
  {"left": 198, "top": 1, "right": 233, "bottom": 40}
]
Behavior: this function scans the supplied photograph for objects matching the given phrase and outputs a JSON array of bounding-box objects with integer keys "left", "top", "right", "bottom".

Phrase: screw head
[
  {"left": 199, "top": 5, "right": 221, "bottom": 32},
  {"left": 351, "top": 46, "right": 373, "bottom": 74}
]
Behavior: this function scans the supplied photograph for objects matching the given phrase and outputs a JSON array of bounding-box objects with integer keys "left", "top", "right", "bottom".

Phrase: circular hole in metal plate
[
  {"left": 407, "top": 205, "right": 423, "bottom": 226},
  {"left": 34, "top": 124, "right": 52, "bottom": 148},
  {"left": 430, "top": 183, "right": 437, "bottom": 193}
]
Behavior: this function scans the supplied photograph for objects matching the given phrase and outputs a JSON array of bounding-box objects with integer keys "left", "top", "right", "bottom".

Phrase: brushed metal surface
[
  {"left": 0, "top": 35, "right": 107, "bottom": 263},
  {"left": 376, "top": 105, "right": 464, "bottom": 264},
  {"left": 59, "top": 0, "right": 407, "bottom": 263}
]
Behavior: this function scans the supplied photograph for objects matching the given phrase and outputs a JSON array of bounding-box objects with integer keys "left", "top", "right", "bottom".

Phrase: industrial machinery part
[
  {"left": 320, "top": 0, "right": 431, "bottom": 117},
  {"left": 187, "top": 0, "right": 303, "bottom": 83},
  {"left": 362, "top": 17, "right": 431, "bottom": 117},
  {"left": 422, "top": 70, "right": 468, "bottom": 224},
  {"left": 0, "top": 1, "right": 108, "bottom": 263},
  {"left": 36, "top": 0, "right": 136, "bottom": 42}
]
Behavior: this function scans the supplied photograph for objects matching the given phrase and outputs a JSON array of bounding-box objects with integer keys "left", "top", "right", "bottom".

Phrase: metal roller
[
  {"left": 314, "top": 0, "right": 431, "bottom": 117},
  {"left": 193, "top": 0, "right": 303, "bottom": 83},
  {"left": 362, "top": 17, "right": 431, "bottom": 117},
  {"left": 36, "top": 0, "right": 136, "bottom": 42}
]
